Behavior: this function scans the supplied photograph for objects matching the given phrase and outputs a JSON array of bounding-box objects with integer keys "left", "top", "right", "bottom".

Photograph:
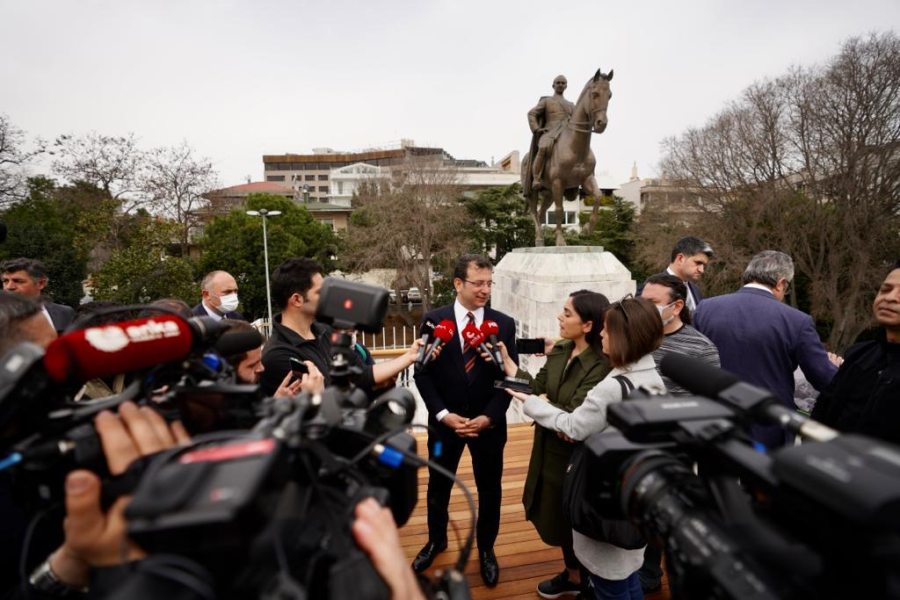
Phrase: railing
[{"left": 359, "top": 325, "right": 419, "bottom": 351}]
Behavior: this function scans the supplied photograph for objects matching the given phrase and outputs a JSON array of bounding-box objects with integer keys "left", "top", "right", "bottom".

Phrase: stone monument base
[{"left": 491, "top": 246, "right": 635, "bottom": 424}]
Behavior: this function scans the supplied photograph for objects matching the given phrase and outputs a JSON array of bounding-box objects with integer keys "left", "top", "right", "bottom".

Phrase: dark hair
[
  {"left": 149, "top": 298, "right": 193, "bottom": 319},
  {"left": 643, "top": 274, "right": 692, "bottom": 325},
  {"left": 603, "top": 297, "right": 663, "bottom": 368},
  {"left": 0, "top": 291, "right": 44, "bottom": 356},
  {"left": 568, "top": 290, "right": 610, "bottom": 350},
  {"left": 452, "top": 254, "right": 493, "bottom": 281},
  {"left": 271, "top": 257, "right": 323, "bottom": 309},
  {"left": 670, "top": 236, "right": 714, "bottom": 262},
  {"left": 1, "top": 257, "right": 47, "bottom": 280},
  {"left": 220, "top": 319, "right": 259, "bottom": 368}
]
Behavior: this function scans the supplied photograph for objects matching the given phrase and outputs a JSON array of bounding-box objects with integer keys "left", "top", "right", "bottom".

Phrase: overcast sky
[{"left": 2, "top": 1, "right": 898, "bottom": 188}]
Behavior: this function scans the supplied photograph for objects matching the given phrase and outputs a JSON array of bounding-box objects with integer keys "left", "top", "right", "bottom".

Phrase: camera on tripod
[{"left": 575, "top": 352, "right": 900, "bottom": 599}]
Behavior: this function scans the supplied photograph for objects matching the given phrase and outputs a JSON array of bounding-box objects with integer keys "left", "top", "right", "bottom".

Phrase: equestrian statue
[{"left": 522, "top": 68, "right": 613, "bottom": 246}]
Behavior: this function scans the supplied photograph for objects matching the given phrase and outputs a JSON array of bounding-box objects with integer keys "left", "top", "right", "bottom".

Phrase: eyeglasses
[
  {"left": 612, "top": 293, "right": 635, "bottom": 322},
  {"left": 464, "top": 279, "right": 494, "bottom": 289}
]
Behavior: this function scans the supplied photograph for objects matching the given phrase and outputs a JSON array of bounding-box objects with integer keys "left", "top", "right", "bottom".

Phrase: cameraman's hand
[
  {"left": 352, "top": 498, "right": 425, "bottom": 600},
  {"left": 48, "top": 403, "right": 190, "bottom": 587}
]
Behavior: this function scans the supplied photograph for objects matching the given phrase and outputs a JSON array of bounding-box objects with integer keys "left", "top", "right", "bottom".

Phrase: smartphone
[
  {"left": 516, "top": 338, "right": 546, "bottom": 354},
  {"left": 289, "top": 357, "right": 309, "bottom": 380},
  {"left": 494, "top": 377, "right": 533, "bottom": 394}
]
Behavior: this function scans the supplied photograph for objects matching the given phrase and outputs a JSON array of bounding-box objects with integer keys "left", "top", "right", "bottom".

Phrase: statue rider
[{"left": 528, "top": 75, "right": 575, "bottom": 191}]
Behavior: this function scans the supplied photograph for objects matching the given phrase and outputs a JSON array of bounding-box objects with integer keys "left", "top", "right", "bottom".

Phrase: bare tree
[
  {"left": 0, "top": 115, "right": 43, "bottom": 204},
  {"left": 142, "top": 142, "right": 218, "bottom": 256},
  {"left": 51, "top": 132, "right": 146, "bottom": 212},
  {"left": 341, "top": 158, "right": 470, "bottom": 311},
  {"left": 656, "top": 32, "right": 900, "bottom": 350}
]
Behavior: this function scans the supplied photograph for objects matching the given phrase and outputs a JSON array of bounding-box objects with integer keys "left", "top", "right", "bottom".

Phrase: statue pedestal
[{"left": 492, "top": 246, "right": 635, "bottom": 424}]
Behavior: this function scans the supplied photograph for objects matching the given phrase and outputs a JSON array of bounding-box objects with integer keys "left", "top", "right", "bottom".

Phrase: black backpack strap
[{"left": 613, "top": 375, "right": 634, "bottom": 398}]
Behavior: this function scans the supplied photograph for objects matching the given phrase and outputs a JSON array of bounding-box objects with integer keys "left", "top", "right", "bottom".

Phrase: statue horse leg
[{"left": 551, "top": 178, "right": 566, "bottom": 246}]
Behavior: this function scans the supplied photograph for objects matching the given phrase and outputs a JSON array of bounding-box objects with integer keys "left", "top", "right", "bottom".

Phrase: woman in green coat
[{"left": 494, "top": 290, "right": 611, "bottom": 598}]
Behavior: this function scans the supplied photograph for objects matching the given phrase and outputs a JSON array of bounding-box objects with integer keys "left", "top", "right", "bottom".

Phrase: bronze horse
[{"left": 523, "top": 68, "right": 613, "bottom": 246}]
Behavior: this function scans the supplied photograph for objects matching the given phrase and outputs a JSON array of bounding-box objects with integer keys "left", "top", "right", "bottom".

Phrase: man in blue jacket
[{"left": 695, "top": 250, "right": 837, "bottom": 448}]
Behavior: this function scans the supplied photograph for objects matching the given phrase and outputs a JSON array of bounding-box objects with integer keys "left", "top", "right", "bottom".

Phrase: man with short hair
[
  {"left": 644, "top": 236, "right": 714, "bottom": 314},
  {"left": 192, "top": 270, "right": 245, "bottom": 321},
  {"left": 811, "top": 261, "right": 900, "bottom": 444},
  {"left": 259, "top": 257, "right": 419, "bottom": 397},
  {"left": 638, "top": 274, "right": 719, "bottom": 593},
  {"left": 412, "top": 254, "right": 518, "bottom": 587},
  {"left": 695, "top": 250, "right": 837, "bottom": 448},
  {"left": 1, "top": 257, "right": 75, "bottom": 334}
]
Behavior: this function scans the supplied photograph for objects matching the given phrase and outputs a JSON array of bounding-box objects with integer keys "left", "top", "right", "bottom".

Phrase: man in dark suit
[
  {"left": 191, "top": 270, "right": 246, "bottom": 321},
  {"left": 412, "top": 254, "right": 518, "bottom": 587},
  {"left": 643, "top": 236, "right": 714, "bottom": 314},
  {"left": 1, "top": 257, "right": 74, "bottom": 333},
  {"left": 694, "top": 250, "right": 837, "bottom": 448}
]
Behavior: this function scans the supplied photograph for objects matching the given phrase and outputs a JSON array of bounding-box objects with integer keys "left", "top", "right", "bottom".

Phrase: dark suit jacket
[
  {"left": 694, "top": 287, "right": 837, "bottom": 445},
  {"left": 191, "top": 302, "right": 245, "bottom": 321},
  {"left": 414, "top": 305, "right": 518, "bottom": 426},
  {"left": 44, "top": 301, "right": 75, "bottom": 333}
]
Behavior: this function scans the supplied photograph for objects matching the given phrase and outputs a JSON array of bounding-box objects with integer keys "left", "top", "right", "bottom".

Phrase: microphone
[
  {"left": 462, "top": 325, "right": 500, "bottom": 370},
  {"left": 659, "top": 353, "right": 838, "bottom": 442},
  {"left": 414, "top": 319, "right": 436, "bottom": 369},
  {"left": 421, "top": 320, "right": 455, "bottom": 366},
  {"left": 480, "top": 320, "right": 504, "bottom": 365},
  {"left": 44, "top": 315, "right": 234, "bottom": 384}
]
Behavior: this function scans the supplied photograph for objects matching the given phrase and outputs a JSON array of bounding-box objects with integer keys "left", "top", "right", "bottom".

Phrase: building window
[
  {"left": 320, "top": 219, "right": 335, "bottom": 230},
  {"left": 317, "top": 174, "right": 328, "bottom": 181},
  {"left": 305, "top": 174, "right": 315, "bottom": 181},
  {"left": 318, "top": 186, "right": 328, "bottom": 193},
  {"left": 267, "top": 175, "right": 285, "bottom": 182},
  {"left": 545, "top": 211, "right": 577, "bottom": 225},
  {"left": 337, "top": 182, "right": 343, "bottom": 195}
]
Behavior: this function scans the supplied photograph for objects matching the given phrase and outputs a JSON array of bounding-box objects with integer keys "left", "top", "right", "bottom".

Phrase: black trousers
[{"left": 426, "top": 417, "right": 507, "bottom": 550}]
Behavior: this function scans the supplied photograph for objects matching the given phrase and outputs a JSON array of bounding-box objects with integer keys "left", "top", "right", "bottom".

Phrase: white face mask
[
  {"left": 218, "top": 293, "right": 239, "bottom": 313},
  {"left": 655, "top": 301, "right": 676, "bottom": 326}
]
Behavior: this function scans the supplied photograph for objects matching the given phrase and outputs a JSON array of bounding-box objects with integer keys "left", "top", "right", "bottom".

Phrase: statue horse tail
[{"left": 521, "top": 131, "right": 541, "bottom": 201}]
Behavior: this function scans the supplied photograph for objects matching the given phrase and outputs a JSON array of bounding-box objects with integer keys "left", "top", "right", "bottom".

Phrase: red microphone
[
  {"left": 43, "top": 315, "right": 222, "bottom": 383},
  {"left": 480, "top": 320, "right": 504, "bottom": 366},
  {"left": 421, "top": 320, "right": 455, "bottom": 366},
  {"left": 463, "top": 326, "right": 501, "bottom": 369}
]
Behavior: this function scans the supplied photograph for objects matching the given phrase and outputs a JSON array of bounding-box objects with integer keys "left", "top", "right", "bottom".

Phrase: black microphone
[
  {"left": 659, "top": 353, "right": 838, "bottom": 442},
  {"left": 414, "top": 319, "right": 436, "bottom": 369}
]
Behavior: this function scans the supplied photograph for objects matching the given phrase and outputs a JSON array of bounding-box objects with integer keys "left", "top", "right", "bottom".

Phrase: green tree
[
  {"left": 463, "top": 183, "right": 534, "bottom": 262},
  {"left": 0, "top": 177, "right": 118, "bottom": 306},
  {"left": 92, "top": 215, "right": 196, "bottom": 304},
  {"left": 198, "top": 193, "right": 338, "bottom": 320},
  {"left": 542, "top": 196, "right": 638, "bottom": 273}
]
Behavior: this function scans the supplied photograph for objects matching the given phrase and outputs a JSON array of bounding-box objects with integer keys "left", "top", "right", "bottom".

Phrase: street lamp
[{"left": 246, "top": 208, "right": 282, "bottom": 334}]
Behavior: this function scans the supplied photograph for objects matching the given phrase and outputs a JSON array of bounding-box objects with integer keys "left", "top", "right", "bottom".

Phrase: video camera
[{"left": 578, "top": 353, "right": 900, "bottom": 599}]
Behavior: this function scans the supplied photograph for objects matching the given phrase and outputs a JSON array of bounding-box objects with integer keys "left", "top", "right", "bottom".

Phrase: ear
[
  {"left": 593, "top": 68, "right": 602, "bottom": 83},
  {"left": 36, "top": 277, "right": 47, "bottom": 291},
  {"left": 606, "top": 69, "right": 614, "bottom": 81},
  {"left": 582, "top": 319, "right": 593, "bottom": 335}
]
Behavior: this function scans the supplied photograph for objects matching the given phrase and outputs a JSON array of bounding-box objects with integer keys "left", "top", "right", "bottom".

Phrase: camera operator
[
  {"left": 260, "top": 258, "right": 422, "bottom": 398},
  {"left": 811, "top": 260, "right": 900, "bottom": 444},
  {"left": 25, "top": 402, "right": 190, "bottom": 598},
  {"left": 504, "top": 297, "right": 665, "bottom": 600}
]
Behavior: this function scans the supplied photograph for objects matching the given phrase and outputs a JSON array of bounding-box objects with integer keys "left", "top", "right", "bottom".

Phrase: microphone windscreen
[
  {"left": 44, "top": 316, "right": 194, "bottom": 383},
  {"left": 659, "top": 353, "right": 740, "bottom": 399},
  {"left": 215, "top": 329, "right": 263, "bottom": 358},
  {"left": 480, "top": 320, "right": 500, "bottom": 336},
  {"left": 420, "top": 319, "right": 436, "bottom": 338},
  {"left": 433, "top": 320, "right": 456, "bottom": 342}
]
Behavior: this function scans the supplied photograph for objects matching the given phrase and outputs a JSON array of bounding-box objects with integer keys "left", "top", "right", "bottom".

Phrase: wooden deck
[{"left": 401, "top": 423, "right": 670, "bottom": 599}]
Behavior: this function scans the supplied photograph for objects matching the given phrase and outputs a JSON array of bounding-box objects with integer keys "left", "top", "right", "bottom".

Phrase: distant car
[
  {"left": 389, "top": 290, "right": 398, "bottom": 304},
  {"left": 407, "top": 287, "right": 422, "bottom": 303}
]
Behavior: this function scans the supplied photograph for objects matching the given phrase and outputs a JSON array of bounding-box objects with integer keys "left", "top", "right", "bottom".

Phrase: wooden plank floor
[{"left": 401, "top": 423, "right": 670, "bottom": 599}]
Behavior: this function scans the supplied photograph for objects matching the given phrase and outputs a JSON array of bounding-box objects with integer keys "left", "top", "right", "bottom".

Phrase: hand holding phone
[
  {"left": 289, "top": 357, "right": 309, "bottom": 382},
  {"left": 516, "top": 338, "right": 546, "bottom": 354}
]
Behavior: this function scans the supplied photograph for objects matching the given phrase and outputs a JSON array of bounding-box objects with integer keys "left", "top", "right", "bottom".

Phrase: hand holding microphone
[
  {"left": 463, "top": 323, "right": 501, "bottom": 370},
  {"left": 421, "top": 320, "right": 455, "bottom": 367},
  {"left": 480, "top": 320, "right": 504, "bottom": 366}
]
